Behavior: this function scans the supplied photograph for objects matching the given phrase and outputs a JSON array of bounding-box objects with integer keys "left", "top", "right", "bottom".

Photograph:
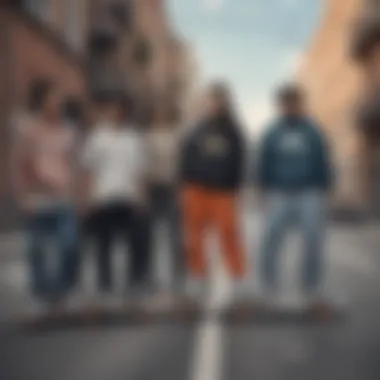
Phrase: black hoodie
[{"left": 180, "top": 115, "right": 245, "bottom": 191}]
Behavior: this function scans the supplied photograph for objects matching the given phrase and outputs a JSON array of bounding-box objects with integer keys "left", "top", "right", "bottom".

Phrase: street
[{"left": 0, "top": 211, "right": 379, "bottom": 380}]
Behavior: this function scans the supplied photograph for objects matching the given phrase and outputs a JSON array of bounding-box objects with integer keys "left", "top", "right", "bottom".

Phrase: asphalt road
[{"left": 0, "top": 211, "right": 379, "bottom": 380}]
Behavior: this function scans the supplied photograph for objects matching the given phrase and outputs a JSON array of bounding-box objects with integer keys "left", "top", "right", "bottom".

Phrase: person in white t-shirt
[
  {"left": 82, "top": 92, "right": 149, "bottom": 306},
  {"left": 12, "top": 79, "right": 80, "bottom": 316}
]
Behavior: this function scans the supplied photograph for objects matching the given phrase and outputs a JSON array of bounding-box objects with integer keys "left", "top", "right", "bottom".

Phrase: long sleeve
[
  {"left": 256, "top": 129, "right": 273, "bottom": 190},
  {"left": 230, "top": 126, "right": 246, "bottom": 188},
  {"left": 179, "top": 128, "right": 195, "bottom": 183},
  {"left": 10, "top": 123, "right": 33, "bottom": 198}
]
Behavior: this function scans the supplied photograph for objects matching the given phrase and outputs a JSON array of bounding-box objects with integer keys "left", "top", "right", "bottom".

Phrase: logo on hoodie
[
  {"left": 202, "top": 134, "right": 229, "bottom": 156},
  {"left": 279, "top": 131, "right": 310, "bottom": 154}
]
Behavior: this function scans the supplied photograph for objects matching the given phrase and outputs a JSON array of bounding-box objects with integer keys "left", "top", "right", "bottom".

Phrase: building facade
[
  {"left": 0, "top": 1, "right": 88, "bottom": 229},
  {"left": 297, "top": 0, "right": 380, "bottom": 217},
  {"left": 88, "top": 0, "right": 194, "bottom": 125},
  {"left": 0, "top": 0, "right": 196, "bottom": 229}
]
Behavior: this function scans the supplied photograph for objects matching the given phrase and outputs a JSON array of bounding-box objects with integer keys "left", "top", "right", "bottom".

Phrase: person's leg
[
  {"left": 127, "top": 205, "right": 151, "bottom": 294},
  {"left": 297, "top": 191, "right": 326, "bottom": 295},
  {"left": 26, "top": 211, "right": 50, "bottom": 302},
  {"left": 55, "top": 207, "right": 80, "bottom": 297},
  {"left": 260, "top": 193, "right": 291, "bottom": 293},
  {"left": 145, "top": 186, "right": 163, "bottom": 290},
  {"left": 211, "top": 192, "right": 245, "bottom": 280},
  {"left": 161, "top": 187, "right": 185, "bottom": 291},
  {"left": 92, "top": 205, "right": 114, "bottom": 293},
  {"left": 181, "top": 186, "right": 209, "bottom": 296}
]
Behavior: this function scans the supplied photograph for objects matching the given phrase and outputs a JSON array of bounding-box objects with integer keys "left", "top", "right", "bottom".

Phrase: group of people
[{"left": 11, "top": 78, "right": 333, "bottom": 316}]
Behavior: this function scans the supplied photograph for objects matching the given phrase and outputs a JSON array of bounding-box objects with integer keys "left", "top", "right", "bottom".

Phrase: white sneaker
[
  {"left": 259, "top": 288, "right": 281, "bottom": 309},
  {"left": 186, "top": 277, "right": 205, "bottom": 299},
  {"left": 25, "top": 300, "right": 47, "bottom": 320},
  {"left": 232, "top": 279, "right": 253, "bottom": 301},
  {"left": 97, "top": 293, "right": 121, "bottom": 311},
  {"left": 301, "top": 288, "right": 326, "bottom": 308},
  {"left": 66, "top": 293, "right": 85, "bottom": 313}
]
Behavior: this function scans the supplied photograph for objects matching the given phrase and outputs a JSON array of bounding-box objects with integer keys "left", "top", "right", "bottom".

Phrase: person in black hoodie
[{"left": 181, "top": 82, "right": 247, "bottom": 299}]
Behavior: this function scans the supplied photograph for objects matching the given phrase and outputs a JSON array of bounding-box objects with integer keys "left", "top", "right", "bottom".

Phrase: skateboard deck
[
  {"left": 221, "top": 299, "right": 346, "bottom": 325},
  {"left": 19, "top": 300, "right": 203, "bottom": 331}
]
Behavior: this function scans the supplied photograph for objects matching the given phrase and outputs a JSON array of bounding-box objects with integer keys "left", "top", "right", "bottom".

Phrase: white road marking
[
  {"left": 0, "top": 262, "right": 28, "bottom": 291},
  {"left": 189, "top": 241, "right": 230, "bottom": 380},
  {"left": 190, "top": 318, "right": 224, "bottom": 380}
]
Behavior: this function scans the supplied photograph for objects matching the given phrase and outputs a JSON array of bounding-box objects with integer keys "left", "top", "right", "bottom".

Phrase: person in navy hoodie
[{"left": 257, "top": 84, "right": 333, "bottom": 311}]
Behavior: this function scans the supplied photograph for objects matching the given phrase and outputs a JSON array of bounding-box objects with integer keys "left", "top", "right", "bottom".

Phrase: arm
[
  {"left": 312, "top": 123, "right": 334, "bottom": 192},
  {"left": 178, "top": 126, "right": 197, "bottom": 183},
  {"left": 230, "top": 126, "right": 246, "bottom": 189},
  {"left": 78, "top": 133, "right": 97, "bottom": 213},
  {"left": 10, "top": 125, "right": 33, "bottom": 206},
  {"left": 256, "top": 128, "right": 273, "bottom": 191},
  {"left": 140, "top": 134, "right": 152, "bottom": 201}
]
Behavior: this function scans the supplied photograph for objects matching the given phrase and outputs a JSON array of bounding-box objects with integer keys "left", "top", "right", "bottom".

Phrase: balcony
[
  {"left": 87, "top": 59, "right": 126, "bottom": 96},
  {"left": 88, "top": 22, "right": 119, "bottom": 56},
  {"left": 357, "top": 87, "right": 380, "bottom": 137},
  {"left": 108, "top": 1, "right": 134, "bottom": 31},
  {"left": 88, "top": 1, "right": 134, "bottom": 56},
  {"left": 132, "top": 36, "right": 153, "bottom": 68}
]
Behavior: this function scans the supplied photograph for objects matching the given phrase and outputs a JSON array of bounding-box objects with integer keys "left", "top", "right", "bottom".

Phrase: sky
[{"left": 168, "top": 0, "right": 322, "bottom": 134}]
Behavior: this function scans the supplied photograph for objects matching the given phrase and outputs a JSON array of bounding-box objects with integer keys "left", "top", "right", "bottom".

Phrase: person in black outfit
[{"left": 82, "top": 92, "right": 150, "bottom": 308}]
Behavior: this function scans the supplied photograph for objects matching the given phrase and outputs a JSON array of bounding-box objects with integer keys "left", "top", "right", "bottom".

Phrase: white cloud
[
  {"left": 284, "top": 50, "right": 304, "bottom": 74},
  {"left": 241, "top": 99, "right": 274, "bottom": 137},
  {"left": 202, "top": 0, "right": 224, "bottom": 12}
]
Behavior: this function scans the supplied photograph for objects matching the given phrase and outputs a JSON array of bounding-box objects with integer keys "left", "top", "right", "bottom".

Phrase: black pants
[
  {"left": 148, "top": 185, "right": 185, "bottom": 289},
  {"left": 86, "top": 201, "right": 149, "bottom": 292}
]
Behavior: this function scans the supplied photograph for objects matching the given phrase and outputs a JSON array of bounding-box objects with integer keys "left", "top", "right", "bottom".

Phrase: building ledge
[{"left": 3, "top": 5, "right": 85, "bottom": 72}]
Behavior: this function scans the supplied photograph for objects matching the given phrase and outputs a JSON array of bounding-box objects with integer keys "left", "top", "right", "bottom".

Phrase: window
[
  {"left": 64, "top": 0, "right": 84, "bottom": 51},
  {"left": 23, "top": 0, "right": 49, "bottom": 21},
  {"left": 108, "top": 1, "right": 133, "bottom": 30},
  {"left": 133, "top": 36, "right": 153, "bottom": 68}
]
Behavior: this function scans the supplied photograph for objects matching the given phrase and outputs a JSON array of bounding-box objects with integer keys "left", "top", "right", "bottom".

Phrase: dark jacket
[
  {"left": 256, "top": 116, "right": 333, "bottom": 191},
  {"left": 181, "top": 115, "right": 245, "bottom": 191}
]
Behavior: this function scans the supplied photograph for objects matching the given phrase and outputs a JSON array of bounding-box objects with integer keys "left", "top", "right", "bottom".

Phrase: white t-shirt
[
  {"left": 82, "top": 123, "right": 147, "bottom": 205},
  {"left": 12, "top": 113, "right": 77, "bottom": 209}
]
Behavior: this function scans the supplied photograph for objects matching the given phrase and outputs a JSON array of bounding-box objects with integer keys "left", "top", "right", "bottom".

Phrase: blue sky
[{"left": 168, "top": 0, "right": 322, "bottom": 133}]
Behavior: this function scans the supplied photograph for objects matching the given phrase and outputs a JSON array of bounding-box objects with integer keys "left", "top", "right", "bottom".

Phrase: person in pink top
[{"left": 12, "top": 79, "right": 79, "bottom": 316}]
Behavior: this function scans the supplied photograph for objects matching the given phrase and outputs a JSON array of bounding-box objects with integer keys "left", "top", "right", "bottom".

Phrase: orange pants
[{"left": 182, "top": 185, "right": 245, "bottom": 278}]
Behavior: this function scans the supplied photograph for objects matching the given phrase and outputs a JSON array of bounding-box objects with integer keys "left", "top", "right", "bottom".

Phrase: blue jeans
[
  {"left": 260, "top": 191, "right": 326, "bottom": 293},
  {"left": 26, "top": 206, "right": 79, "bottom": 303}
]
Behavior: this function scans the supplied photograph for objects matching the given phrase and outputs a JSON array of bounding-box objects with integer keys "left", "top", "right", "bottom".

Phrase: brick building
[
  {"left": 297, "top": 0, "right": 380, "bottom": 218},
  {"left": 88, "top": 0, "right": 194, "bottom": 124},
  {"left": 0, "top": 0, "right": 196, "bottom": 229},
  {"left": 0, "top": 1, "right": 88, "bottom": 229},
  {"left": 352, "top": 0, "right": 380, "bottom": 217}
]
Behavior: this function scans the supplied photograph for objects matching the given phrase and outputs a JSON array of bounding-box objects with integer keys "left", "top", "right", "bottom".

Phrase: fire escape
[
  {"left": 88, "top": 0, "right": 154, "bottom": 125},
  {"left": 351, "top": 3, "right": 380, "bottom": 139},
  {"left": 351, "top": 0, "right": 380, "bottom": 216}
]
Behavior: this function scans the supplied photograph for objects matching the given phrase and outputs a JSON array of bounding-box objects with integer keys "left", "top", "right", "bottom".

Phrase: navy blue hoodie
[
  {"left": 257, "top": 116, "right": 333, "bottom": 191},
  {"left": 181, "top": 115, "right": 245, "bottom": 191}
]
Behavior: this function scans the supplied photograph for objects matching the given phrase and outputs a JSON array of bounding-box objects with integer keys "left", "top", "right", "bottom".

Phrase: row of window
[{"left": 23, "top": 0, "right": 83, "bottom": 51}]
